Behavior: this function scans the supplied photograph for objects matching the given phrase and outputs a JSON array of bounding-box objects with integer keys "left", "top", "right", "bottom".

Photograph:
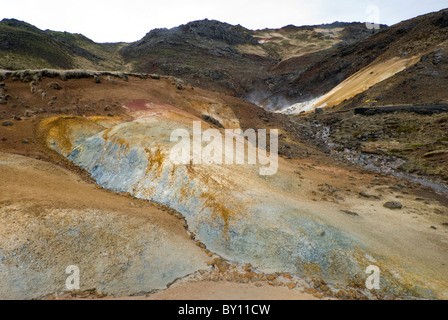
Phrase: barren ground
[{"left": 1, "top": 74, "right": 447, "bottom": 300}]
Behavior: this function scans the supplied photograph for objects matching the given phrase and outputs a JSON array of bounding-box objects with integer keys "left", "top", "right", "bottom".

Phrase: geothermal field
[{"left": 0, "top": 7, "right": 448, "bottom": 302}]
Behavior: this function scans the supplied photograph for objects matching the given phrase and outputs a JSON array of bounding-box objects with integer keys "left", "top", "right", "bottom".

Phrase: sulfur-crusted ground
[{"left": 0, "top": 72, "right": 447, "bottom": 300}]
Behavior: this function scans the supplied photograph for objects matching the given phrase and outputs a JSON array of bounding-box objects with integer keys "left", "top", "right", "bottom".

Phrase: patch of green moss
[
  {"left": 388, "top": 148, "right": 402, "bottom": 154},
  {"left": 397, "top": 124, "right": 418, "bottom": 133}
]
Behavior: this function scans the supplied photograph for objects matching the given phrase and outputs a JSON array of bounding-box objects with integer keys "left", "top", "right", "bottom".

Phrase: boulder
[{"left": 383, "top": 201, "right": 403, "bottom": 210}]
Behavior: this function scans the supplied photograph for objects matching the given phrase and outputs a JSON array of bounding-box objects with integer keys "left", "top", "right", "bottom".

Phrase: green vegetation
[
  {"left": 0, "top": 19, "right": 126, "bottom": 71},
  {"left": 397, "top": 124, "right": 418, "bottom": 133},
  {"left": 0, "top": 20, "right": 73, "bottom": 69}
]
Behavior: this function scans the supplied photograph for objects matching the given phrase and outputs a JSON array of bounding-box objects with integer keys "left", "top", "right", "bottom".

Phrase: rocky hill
[
  {"left": 2, "top": 11, "right": 448, "bottom": 111},
  {"left": 119, "top": 19, "right": 272, "bottom": 96},
  {"left": 0, "top": 19, "right": 126, "bottom": 71},
  {"left": 0, "top": 18, "right": 383, "bottom": 98},
  {"left": 119, "top": 19, "right": 383, "bottom": 97},
  {"left": 258, "top": 9, "right": 448, "bottom": 109}
]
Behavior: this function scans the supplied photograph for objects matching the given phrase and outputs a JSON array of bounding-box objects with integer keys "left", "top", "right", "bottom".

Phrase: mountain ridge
[{"left": 1, "top": 9, "right": 448, "bottom": 111}]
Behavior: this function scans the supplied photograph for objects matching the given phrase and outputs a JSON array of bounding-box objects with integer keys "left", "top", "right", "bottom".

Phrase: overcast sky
[{"left": 1, "top": 0, "right": 447, "bottom": 43}]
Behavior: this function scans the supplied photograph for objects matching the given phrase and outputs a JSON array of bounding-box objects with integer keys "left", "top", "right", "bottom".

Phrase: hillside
[
  {"left": 0, "top": 18, "right": 383, "bottom": 98},
  {"left": 120, "top": 19, "right": 383, "bottom": 96},
  {"left": 2, "top": 11, "right": 448, "bottom": 111},
  {"left": 119, "top": 19, "right": 273, "bottom": 96},
  {"left": 265, "top": 9, "right": 448, "bottom": 111},
  {"left": 0, "top": 19, "right": 126, "bottom": 70}
]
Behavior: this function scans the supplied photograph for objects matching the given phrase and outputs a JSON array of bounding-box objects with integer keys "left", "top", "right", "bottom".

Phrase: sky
[{"left": 0, "top": 0, "right": 447, "bottom": 43}]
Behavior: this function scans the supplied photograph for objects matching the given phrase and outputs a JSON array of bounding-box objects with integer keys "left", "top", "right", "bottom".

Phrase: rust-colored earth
[{"left": 1, "top": 73, "right": 447, "bottom": 300}]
